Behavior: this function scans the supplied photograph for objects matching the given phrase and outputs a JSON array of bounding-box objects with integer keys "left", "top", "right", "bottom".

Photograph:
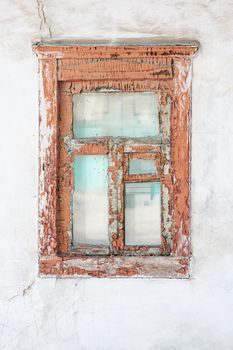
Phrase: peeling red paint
[
  {"left": 39, "top": 256, "right": 190, "bottom": 278},
  {"left": 33, "top": 44, "right": 198, "bottom": 278}
]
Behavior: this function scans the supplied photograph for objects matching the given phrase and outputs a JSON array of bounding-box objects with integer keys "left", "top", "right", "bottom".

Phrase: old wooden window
[{"left": 33, "top": 43, "right": 198, "bottom": 278}]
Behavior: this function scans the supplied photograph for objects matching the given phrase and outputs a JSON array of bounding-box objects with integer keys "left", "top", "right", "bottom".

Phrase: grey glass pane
[
  {"left": 73, "top": 92, "right": 159, "bottom": 138},
  {"left": 73, "top": 155, "right": 109, "bottom": 246},
  {"left": 125, "top": 182, "right": 161, "bottom": 246},
  {"left": 129, "top": 159, "right": 156, "bottom": 175}
]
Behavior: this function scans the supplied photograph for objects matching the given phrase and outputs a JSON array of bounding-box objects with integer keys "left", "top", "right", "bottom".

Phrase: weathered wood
[
  {"left": 69, "top": 139, "right": 109, "bottom": 155},
  {"left": 39, "top": 256, "right": 190, "bottom": 278},
  {"left": 170, "top": 58, "right": 192, "bottom": 256},
  {"left": 34, "top": 44, "right": 198, "bottom": 278},
  {"left": 123, "top": 150, "right": 162, "bottom": 182},
  {"left": 57, "top": 58, "right": 173, "bottom": 81},
  {"left": 57, "top": 92, "right": 73, "bottom": 254},
  {"left": 38, "top": 58, "right": 58, "bottom": 256},
  {"left": 33, "top": 44, "right": 198, "bottom": 59}
]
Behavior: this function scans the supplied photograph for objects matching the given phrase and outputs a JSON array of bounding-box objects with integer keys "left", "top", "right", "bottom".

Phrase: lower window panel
[
  {"left": 72, "top": 155, "right": 109, "bottom": 246},
  {"left": 124, "top": 182, "right": 161, "bottom": 246}
]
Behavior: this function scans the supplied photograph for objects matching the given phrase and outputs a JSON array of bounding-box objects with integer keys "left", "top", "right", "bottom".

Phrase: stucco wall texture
[{"left": 0, "top": 0, "right": 233, "bottom": 349}]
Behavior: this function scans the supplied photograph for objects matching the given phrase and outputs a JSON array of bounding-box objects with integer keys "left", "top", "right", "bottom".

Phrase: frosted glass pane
[
  {"left": 73, "top": 92, "right": 159, "bottom": 138},
  {"left": 125, "top": 182, "right": 161, "bottom": 246},
  {"left": 129, "top": 159, "right": 156, "bottom": 175},
  {"left": 73, "top": 155, "right": 109, "bottom": 246}
]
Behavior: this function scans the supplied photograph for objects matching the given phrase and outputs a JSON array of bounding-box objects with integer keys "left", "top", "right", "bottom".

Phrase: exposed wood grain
[
  {"left": 39, "top": 256, "right": 190, "bottom": 278},
  {"left": 34, "top": 45, "right": 198, "bottom": 278},
  {"left": 38, "top": 59, "right": 58, "bottom": 256},
  {"left": 33, "top": 44, "right": 198, "bottom": 59},
  {"left": 57, "top": 91, "right": 73, "bottom": 254},
  {"left": 57, "top": 58, "right": 173, "bottom": 81},
  {"left": 170, "top": 58, "right": 192, "bottom": 256}
]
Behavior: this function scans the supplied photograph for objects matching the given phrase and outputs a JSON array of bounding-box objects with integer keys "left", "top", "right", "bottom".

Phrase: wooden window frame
[{"left": 33, "top": 43, "right": 198, "bottom": 278}]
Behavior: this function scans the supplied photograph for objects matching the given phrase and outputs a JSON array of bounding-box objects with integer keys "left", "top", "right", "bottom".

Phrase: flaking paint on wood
[{"left": 33, "top": 44, "right": 198, "bottom": 278}]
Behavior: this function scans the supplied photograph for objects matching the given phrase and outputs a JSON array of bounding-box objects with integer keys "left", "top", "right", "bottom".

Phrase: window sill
[{"left": 39, "top": 255, "right": 190, "bottom": 278}]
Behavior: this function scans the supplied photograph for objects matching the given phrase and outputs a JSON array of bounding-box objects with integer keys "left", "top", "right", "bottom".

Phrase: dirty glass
[
  {"left": 125, "top": 182, "right": 161, "bottom": 246},
  {"left": 129, "top": 159, "right": 156, "bottom": 175},
  {"left": 73, "top": 92, "right": 159, "bottom": 138},
  {"left": 73, "top": 155, "right": 109, "bottom": 246}
]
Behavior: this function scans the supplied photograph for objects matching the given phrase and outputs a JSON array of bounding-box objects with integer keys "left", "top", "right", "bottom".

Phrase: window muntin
[{"left": 124, "top": 152, "right": 162, "bottom": 182}]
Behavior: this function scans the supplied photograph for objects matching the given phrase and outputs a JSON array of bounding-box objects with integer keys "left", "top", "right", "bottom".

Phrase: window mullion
[
  {"left": 108, "top": 141, "right": 124, "bottom": 254},
  {"left": 161, "top": 144, "right": 173, "bottom": 255},
  {"left": 69, "top": 138, "right": 108, "bottom": 155}
]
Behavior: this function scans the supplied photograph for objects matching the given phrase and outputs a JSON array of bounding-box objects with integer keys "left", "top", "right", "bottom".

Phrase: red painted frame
[{"left": 33, "top": 43, "right": 198, "bottom": 278}]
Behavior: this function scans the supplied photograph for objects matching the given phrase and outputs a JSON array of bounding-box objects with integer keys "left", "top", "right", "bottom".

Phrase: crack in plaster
[
  {"left": 7, "top": 281, "right": 35, "bottom": 301},
  {"left": 36, "top": 0, "right": 52, "bottom": 38},
  {"left": 22, "top": 281, "right": 35, "bottom": 297}
]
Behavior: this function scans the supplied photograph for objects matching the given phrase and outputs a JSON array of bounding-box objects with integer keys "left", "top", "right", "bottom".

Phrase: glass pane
[
  {"left": 73, "top": 92, "right": 159, "bottom": 138},
  {"left": 125, "top": 182, "right": 161, "bottom": 246},
  {"left": 73, "top": 155, "right": 109, "bottom": 246},
  {"left": 129, "top": 159, "right": 156, "bottom": 175}
]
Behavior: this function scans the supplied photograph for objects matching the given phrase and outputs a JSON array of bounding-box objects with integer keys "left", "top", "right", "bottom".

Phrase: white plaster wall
[{"left": 0, "top": 0, "right": 233, "bottom": 349}]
